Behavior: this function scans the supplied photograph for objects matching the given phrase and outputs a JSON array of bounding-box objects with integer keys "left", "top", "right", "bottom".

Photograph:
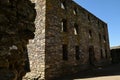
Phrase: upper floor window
[
  {"left": 88, "top": 15, "right": 91, "bottom": 21},
  {"left": 99, "top": 33, "right": 101, "bottom": 42},
  {"left": 61, "top": 1, "right": 66, "bottom": 9},
  {"left": 73, "top": 7, "right": 77, "bottom": 15},
  {"left": 103, "top": 23, "right": 105, "bottom": 29},
  {"left": 98, "top": 21, "right": 100, "bottom": 26},
  {"left": 89, "top": 30, "right": 92, "bottom": 38},
  {"left": 103, "top": 35, "right": 106, "bottom": 43},
  {"left": 61, "top": 19, "right": 67, "bottom": 32},
  {"left": 74, "top": 23, "right": 79, "bottom": 35}
]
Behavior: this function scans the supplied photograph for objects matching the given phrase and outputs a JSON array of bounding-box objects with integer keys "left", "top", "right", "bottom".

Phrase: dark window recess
[
  {"left": 61, "top": 19, "right": 67, "bottom": 32},
  {"left": 105, "top": 49, "right": 107, "bottom": 58},
  {"left": 89, "top": 30, "right": 92, "bottom": 38},
  {"left": 61, "top": 1, "right": 66, "bottom": 9},
  {"left": 98, "top": 21, "right": 100, "bottom": 26},
  {"left": 0, "top": 33, "right": 3, "bottom": 40},
  {"left": 99, "top": 34, "right": 101, "bottom": 42},
  {"left": 9, "top": 64, "right": 14, "bottom": 69},
  {"left": 75, "top": 46, "right": 80, "bottom": 60},
  {"left": 88, "top": 15, "right": 90, "bottom": 21},
  {"left": 89, "top": 46, "right": 95, "bottom": 65},
  {"left": 62, "top": 44, "right": 68, "bottom": 60},
  {"left": 103, "top": 35, "right": 106, "bottom": 42},
  {"left": 103, "top": 24, "right": 105, "bottom": 29},
  {"left": 100, "top": 49, "right": 104, "bottom": 58},
  {"left": 74, "top": 23, "right": 79, "bottom": 35},
  {"left": 73, "top": 7, "right": 77, "bottom": 15}
]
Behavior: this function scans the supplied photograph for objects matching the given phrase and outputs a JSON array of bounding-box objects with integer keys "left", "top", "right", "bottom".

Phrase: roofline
[{"left": 72, "top": 0, "right": 107, "bottom": 24}]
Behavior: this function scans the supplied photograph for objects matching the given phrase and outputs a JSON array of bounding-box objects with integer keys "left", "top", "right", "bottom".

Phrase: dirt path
[{"left": 55, "top": 63, "right": 120, "bottom": 80}]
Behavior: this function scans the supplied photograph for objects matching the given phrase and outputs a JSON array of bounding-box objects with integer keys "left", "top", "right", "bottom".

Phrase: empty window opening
[
  {"left": 88, "top": 15, "right": 90, "bottom": 21},
  {"left": 99, "top": 34, "right": 101, "bottom": 42},
  {"left": 61, "top": 1, "right": 66, "bottom": 9},
  {"left": 74, "top": 23, "right": 79, "bottom": 35},
  {"left": 103, "top": 24, "right": 105, "bottom": 29},
  {"left": 100, "top": 49, "right": 104, "bottom": 58},
  {"left": 103, "top": 35, "right": 106, "bottom": 43},
  {"left": 9, "top": 64, "right": 14, "bottom": 69},
  {"left": 75, "top": 46, "right": 80, "bottom": 60},
  {"left": 0, "top": 33, "right": 3, "bottom": 40},
  {"left": 89, "top": 46, "right": 95, "bottom": 65},
  {"left": 105, "top": 49, "right": 107, "bottom": 58},
  {"left": 61, "top": 19, "right": 67, "bottom": 32},
  {"left": 73, "top": 7, "right": 77, "bottom": 15},
  {"left": 62, "top": 44, "right": 68, "bottom": 60},
  {"left": 98, "top": 21, "right": 100, "bottom": 26},
  {"left": 89, "top": 30, "right": 92, "bottom": 38}
]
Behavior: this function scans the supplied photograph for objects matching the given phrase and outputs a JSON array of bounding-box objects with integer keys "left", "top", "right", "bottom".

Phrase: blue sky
[{"left": 74, "top": 0, "right": 120, "bottom": 47}]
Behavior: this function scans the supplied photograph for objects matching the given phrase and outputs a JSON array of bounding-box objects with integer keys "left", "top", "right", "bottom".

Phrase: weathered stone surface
[
  {"left": 24, "top": 0, "right": 46, "bottom": 80},
  {"left": 0, "top": 0, "right": 110, "bottom": 80},
  {"left": 111, "top": 46, "right": 120, "bottom": 64},
  {"left": 24, "top": 0, "right": 111, "bottom": 80},
  {"left": 0, "top": 0, "right": 36, "bottom": 80},
  {"left": 0, "top": 69, "right": 17, "bottom": 80},
  {"left": 45, "top": 0, "right": 111, "bottom": 79}
]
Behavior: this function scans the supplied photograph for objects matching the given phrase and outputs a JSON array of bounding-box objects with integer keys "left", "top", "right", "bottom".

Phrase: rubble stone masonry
[
  {"left": 0, "top": 0, "right": 111, "bottom": 80},
  {"left": 24, "top": 0, "right": 46, "bottom": 80},
  {"left": 0, "top": 0, "right": 36, "bottom": 80},
  {"left": 25, "top": 0, "right": 111, "bottom": 80}
]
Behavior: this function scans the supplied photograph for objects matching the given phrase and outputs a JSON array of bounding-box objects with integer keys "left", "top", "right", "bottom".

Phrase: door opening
[{"left": 89, "top": 46, "right": 95, "bottom": 66}]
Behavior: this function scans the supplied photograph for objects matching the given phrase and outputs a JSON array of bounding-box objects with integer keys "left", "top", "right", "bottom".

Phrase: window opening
[
  {"left": 75, "top": 46, "right": 80, "bottom": 60},
  {"left": 99, "top": 33, "right": 101, "bottom": 42},
  {"left": 103, "top": 35, "right": 106, "bottom": 43},
  {"left": 61, "top": 1, "right": 66, "bottom": 9},
  {"left": 74, "top": 23, "right": 79, "bottom": 35},
  {"left": 89, "top": 46, "right": 95, "bottom": 65},
  {"left": 61, "top": 19, "right": 67, "bottom": 32},
  {"left": 89, "top": 30, "right": 92, "bottom": 38},
  {"left": 100, "top": 49, "right": 104, "bottom": 58},
  {"left": 88, "top": 15, "right": 90, "bottom": 21},
  {"left": 73, "top": 7, "right": 77, "bottom": 15},
  {"left": 62, "top": 44, "right": 68, "bottom": 60}
]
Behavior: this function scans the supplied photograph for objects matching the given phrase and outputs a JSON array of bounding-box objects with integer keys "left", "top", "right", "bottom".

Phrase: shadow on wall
[
  {"left": 0, "top": 0, "right": 36, "bottom": 80},
  {"left": 53, "top": 63, "right": 120, "bottom": 80}
]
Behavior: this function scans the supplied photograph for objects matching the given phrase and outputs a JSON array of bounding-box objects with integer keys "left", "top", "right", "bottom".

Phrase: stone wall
[
  {"left": 0, "top": 0, "right": 36, "bottom": 80},
  {"left": 21, "top": 0, "right": 111, "bottom": 80},
  {"left": 111, "top": 47, "right": 120, "bottom": 64},
  {"left": 24, "top": 0, "right": 46, "bottom": 80},
  {"left": 45, "top": 0, "right": 111, "bottom": 79}
]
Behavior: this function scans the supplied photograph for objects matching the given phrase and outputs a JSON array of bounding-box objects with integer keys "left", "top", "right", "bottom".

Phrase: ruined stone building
[
  {"left": 111, "top": 46, "right": 120, "bottom": 64},
  {"left": 0, "top": 0, "right": 111, "bottom": 80},
  {"left": 0, "top": 0, "right": 36, "bottom": 80},
  {"left": 24, "top": 0, "right": 111, "bottom": 80}
]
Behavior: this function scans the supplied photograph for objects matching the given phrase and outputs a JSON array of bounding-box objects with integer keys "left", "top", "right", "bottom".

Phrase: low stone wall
[
  {"left": 0, "top": 0, "right": 36, "bottom": 80},
  {"left": 111, "top": 47, "right": 120, "bottom": 64}
]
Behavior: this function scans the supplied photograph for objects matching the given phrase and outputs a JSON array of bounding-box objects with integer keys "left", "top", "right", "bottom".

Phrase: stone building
[
  {"left": 24, "top": 0, "right": 111, "bottom": 80},
  {"left": 111, "top": 46, "right": 120, "bottom": 64}
]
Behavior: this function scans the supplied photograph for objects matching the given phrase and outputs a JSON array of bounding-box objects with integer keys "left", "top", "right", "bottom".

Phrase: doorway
[{"left": 89, "top": 46, "right": 95, "bottom": 66}]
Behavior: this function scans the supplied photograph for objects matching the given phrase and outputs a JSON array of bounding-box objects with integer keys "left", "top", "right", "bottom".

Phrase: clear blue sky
[{"left": 74, "top": 0, "right": 120, "bottom": 47}]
